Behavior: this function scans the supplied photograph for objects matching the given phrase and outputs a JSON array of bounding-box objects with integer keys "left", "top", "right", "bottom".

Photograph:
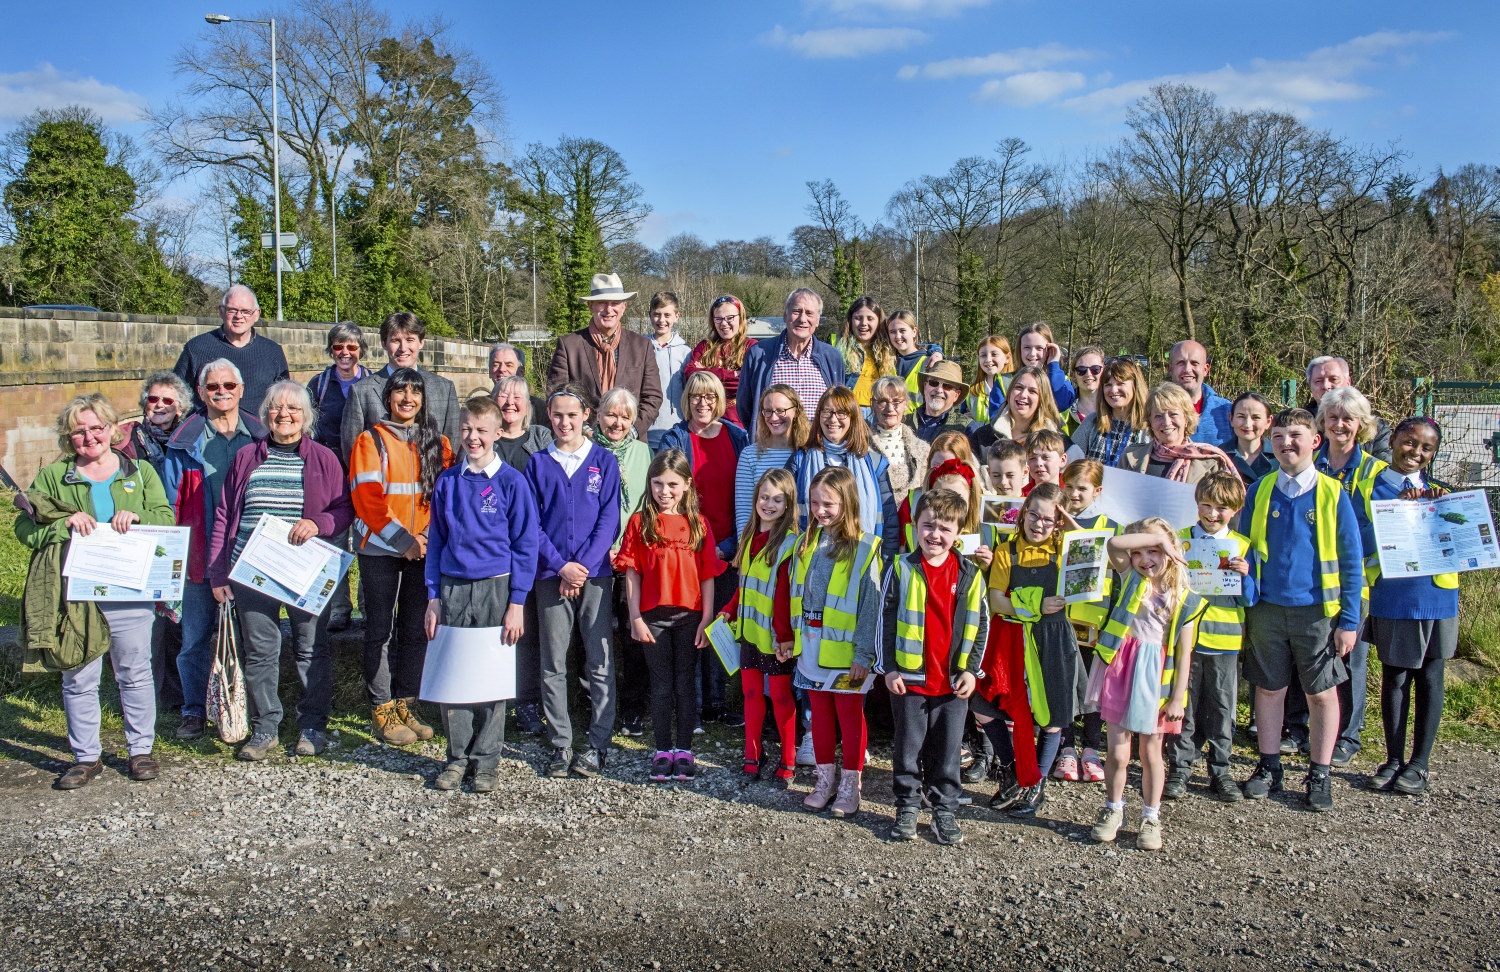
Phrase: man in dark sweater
[{"left": 173, "top": 284, "right": 290, "bottom": 415}]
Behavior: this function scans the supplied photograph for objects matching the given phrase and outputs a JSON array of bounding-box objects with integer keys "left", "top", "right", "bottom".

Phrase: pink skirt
[{"left": 1086, "top": 636, "right": 1181, "bottom": 735}]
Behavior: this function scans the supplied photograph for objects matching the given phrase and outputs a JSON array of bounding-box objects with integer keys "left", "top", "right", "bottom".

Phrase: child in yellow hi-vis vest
[
  {"left": 879, "top": 488, "right": 989, "bottom": 845},
  {"left": 1087, "top": 518, "right": 1207, "bottom": 852},
  {"left": 1056, "top": 459, "right": 1118, "bottom": 784}
]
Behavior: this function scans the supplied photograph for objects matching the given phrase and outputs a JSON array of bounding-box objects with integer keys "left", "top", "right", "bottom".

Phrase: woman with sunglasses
[
  {"left": 1071, "top": 357, "right": 1151, "bottom": 468},
  {"left": 306, "top": 322, "right": 372, "bottom": 459},
  {"left": 1064, "top": 346, "right": 1106, "bottom": 436},
  {"left": 684, "top": 295, "right": 758, "bottom": 428}
]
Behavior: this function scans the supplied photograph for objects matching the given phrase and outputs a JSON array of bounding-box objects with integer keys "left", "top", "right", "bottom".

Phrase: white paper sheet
[
  {"left": 63, "top": 528, "right": 155, "bottom": 590},
  {"left": 66, "top": 525, "right": 190, "bottom": 601},
  {"left": 237, "top": 514, "right": 333, "bottom": 593},
  {"left": 956, "top": 533, "right": 980, "bottom": 555},
  {"left": 228, "top": 529, "right": 353, "bottom": 615},
  {"left": 1096, "top": 467, "right": 1201, "bottom": 531},
  {"left": 1372, "top": 489, "right": 1500, "bottom": 578},
  {"left": 706, "top": 615, "right": 740, "bottom": 675},
  {"left": 419, "top": 626, "right": 517, "bottom": 704},
  {"left": 1182, "top": 536, "right": 1244, "bottom": 596}
]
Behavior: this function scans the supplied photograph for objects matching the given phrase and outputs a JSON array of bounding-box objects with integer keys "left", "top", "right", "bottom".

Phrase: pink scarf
[{"left": 1150, "top": 440, "right": 1240, "bottom": 483}]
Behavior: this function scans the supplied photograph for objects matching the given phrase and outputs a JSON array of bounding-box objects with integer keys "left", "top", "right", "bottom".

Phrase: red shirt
[
  {"left": 909, "top": 550, "right": 960, "bottom": 697},
  {"left": 692, "top": 427, "right": 737, "bottom": 548},
  {"left": 719, "top": 531, "right": 794, "bottom": 642},
  {"left": 613, "top": 512, "right": 724, "bottom": 613}
]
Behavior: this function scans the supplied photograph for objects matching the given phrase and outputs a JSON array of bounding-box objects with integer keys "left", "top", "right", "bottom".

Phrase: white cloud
[
  {"left": 976, "top": 70, "right": 1088, "bottom": 106},
  {"left": 899, "top": 43, "right": 1094, "bottom": 80},
  {"left": 766, "top": 25, "right": 931, "bottom": 59},
  {"left": 1063, "top": 30, "right": 1453, "bottom": 115},
  {"left": 811, "top": 0, "right": 990, "bottom": 16},
  {"left": 0, "top": 63, "right": 146, "bottom": 124}
]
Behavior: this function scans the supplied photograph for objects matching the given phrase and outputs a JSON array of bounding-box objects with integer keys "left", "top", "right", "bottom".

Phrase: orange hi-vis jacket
[{"left": 349, "top": 421, "right": 452, "bottom": 556}]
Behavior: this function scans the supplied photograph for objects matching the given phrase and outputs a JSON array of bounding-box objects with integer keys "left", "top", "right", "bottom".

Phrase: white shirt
[
  {"left": 547, "top": 438, "right": 592, "bottom": 478},
  {"left": 1191, "top": 523, "right": 1230, "bottom": 540},
  {"left": 463, "top": 452, "right": 503, "bottom": 478},
  {"left": 1276, "top": 465, "right": 1319, "bottom": 499}
]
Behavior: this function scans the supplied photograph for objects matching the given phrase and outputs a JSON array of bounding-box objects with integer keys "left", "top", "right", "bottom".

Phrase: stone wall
[{"left": 0, "top": 310, "right": 496, "bottom": 485}]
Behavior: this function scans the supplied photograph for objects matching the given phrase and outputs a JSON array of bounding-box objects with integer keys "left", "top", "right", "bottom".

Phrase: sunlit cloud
[
  {"left": 765, "top": 24, "right": 931, "bottom": 59},
  {"left": 0, "top": 63, "right": 146, "bottom": 123}
]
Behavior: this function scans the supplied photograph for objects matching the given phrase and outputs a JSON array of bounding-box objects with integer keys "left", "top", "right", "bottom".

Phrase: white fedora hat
[{"left": 581, "top": 272, "right": 637, "bottom": 302}]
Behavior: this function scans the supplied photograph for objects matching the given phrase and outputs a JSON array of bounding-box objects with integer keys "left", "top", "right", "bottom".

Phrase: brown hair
[
  {"left": 1016, "top": 321, "right": 1055, "bottom": 350},
  {"left": 914, "top": 487, "right": 969, "bottom": 533},
  {"left": 1195, "top": 471, "right": 1246, "bottom": 510},
  {"left": 753, "top": 383, "right": 812, "bottom": 449},
  {"left": 641, "top": 449, "right": 706, "bottom": 551},
  {"left": 1006, "top": 366, "right": 1061, "bottom": 434},
  {"left": 928, "top": 429, "right": 976, "bottom": 466},
  {"left": 733, "top": 468, "right": 800, "bottom": 572},
  {"left": 1025, "top": 428, "right": 1069, "bottom": 458},
  {"left": 380, "top": 311, "right": 425, "bottom": 343},
  {"left": 461, "top": 395, "right": 503, "bottom": 423},
  {"left": 700, "top": 294, "right": 751, "bottom": 371},
  {"left": 1272, "top": 407, "right": 1318, "bottom": 432},
  {"left": 841, "top": 296, "right": 895, "bottom": 375},
  {"left": 808, "top": 385, "right": 871, "bottom": 457},
  {"left": 648, "top": 291, "right": 679, "bottom": 312},
  {"left": 987, "top": 438, "right": 1027, "bottom": 466},
  {"left": 798, "top": 465, "right": 863, "bottom": 564},
  {"left": 1062, "top": 458, "right": 1105, "bottom": 489},
  {"left": 1018, "top": 482, "right": 1067, "bottom": 544},
  {"left": 970, "top": 334, "right": 1014, "bottom": 397},
  {"left": 1096, "top": 357, "right": 1149, "bottom": 434}
]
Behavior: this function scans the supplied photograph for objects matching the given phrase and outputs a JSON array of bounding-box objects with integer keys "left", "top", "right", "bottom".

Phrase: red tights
[
  {"left": 808, "top": 689, "right": 867, "bottom": 771},
  {"left": 742, "top": 671, "right": 796, "bottom": 767}
]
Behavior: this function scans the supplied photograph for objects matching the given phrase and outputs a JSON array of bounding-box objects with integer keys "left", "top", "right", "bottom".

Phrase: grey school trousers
[
  {"left": 535, "top": 575, "right": 616, "bottom": 753},
  {"left": 436, "top": 574, "right": 512, "bottom": 773}
]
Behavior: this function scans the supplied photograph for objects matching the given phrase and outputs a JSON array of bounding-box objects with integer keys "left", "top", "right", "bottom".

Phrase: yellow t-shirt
[{"left": 989, "top": 532, "right": 1062, "bottom": 593}]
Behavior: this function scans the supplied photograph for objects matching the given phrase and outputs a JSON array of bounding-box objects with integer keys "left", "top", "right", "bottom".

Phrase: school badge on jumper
[
  {"left": 1305, "top": 509, "right": 1316, "bottom": 526},
  {"left": 587, "top": 467, "right": 602, "bottom": 494},
  {"left": 479, "top": 486, "right": 498, "bottom": 514}
]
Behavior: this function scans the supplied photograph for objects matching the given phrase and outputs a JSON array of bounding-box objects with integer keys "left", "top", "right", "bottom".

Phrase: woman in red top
[
  {"left": 684, "top": 294, "right": 757, "bottom": 427},
  {"left": 615, "top": 450, "right": 724, "bottom": 784}
]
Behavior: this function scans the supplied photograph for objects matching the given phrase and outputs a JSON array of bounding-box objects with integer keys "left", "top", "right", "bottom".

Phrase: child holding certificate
[
  {"left": 1367, "top": 417, "right": 1457, "bottom": 796},
  {"left": 1056, "top": 459, "right": 1116, "bottom": 783},
  {"left": 717, "top": 469, "right": 800, "bottom": 782},
  {"left": 423, "top": 397, "right": 539, "bottom": 793}
]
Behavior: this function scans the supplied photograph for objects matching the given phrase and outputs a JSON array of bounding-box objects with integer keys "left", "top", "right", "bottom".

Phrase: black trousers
[
  {"left": 643, "top": 607, "right": 700, "bottom": 753},
  {"left": 360, "top": 554, "right": 429, "bottom": 705},
  {"left": 891, "top": 691, "right": 967, "bottom": 813}
]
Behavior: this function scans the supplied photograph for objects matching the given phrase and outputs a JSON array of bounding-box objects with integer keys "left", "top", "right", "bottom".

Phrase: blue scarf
[{"left": 797, "top": 442, "right": 885, "bottom": 539}]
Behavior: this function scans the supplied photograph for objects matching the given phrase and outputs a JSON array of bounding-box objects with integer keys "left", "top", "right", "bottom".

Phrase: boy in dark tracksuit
[{"left": 879, "top": 488, "right": 989, "bottom": 846}]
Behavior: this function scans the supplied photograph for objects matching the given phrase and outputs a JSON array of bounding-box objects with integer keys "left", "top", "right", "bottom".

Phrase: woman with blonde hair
[
  {"left": 1119, "top": 384, "right": 1237, "bottom": 486},
  {"left": 992, "top": 366, "right": 1061, "bottom": 444}
]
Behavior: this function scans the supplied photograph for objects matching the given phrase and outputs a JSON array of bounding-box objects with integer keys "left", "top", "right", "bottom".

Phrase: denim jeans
[{"left": 175, "top": 580, "right": 220, "bottom": 720}]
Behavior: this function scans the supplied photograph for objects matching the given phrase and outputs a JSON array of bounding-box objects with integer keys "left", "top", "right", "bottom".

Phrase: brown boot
[
  {"left": 372, "top": 700, "right": 418, "bottom": 746},
  {"left": 395, "top": 697, "right": 434, "bottom": 740}
]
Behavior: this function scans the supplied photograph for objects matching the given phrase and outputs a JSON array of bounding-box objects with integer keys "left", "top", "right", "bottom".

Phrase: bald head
[{"left": 1168, "top": 340, "right": 1210, "bottom": 402}]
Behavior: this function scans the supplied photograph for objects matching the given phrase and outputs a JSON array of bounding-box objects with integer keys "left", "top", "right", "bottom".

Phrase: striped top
[
  {"left": 233, "top": 442, "right": 306, "bottom": 559},
  {"left": 734, "top": 444, "right": 794, "bottom": 537}
]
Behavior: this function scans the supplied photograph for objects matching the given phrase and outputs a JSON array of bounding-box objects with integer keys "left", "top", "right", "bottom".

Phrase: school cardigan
[
  {"left": 524, "top": 443, "right": 621, "bottom": 579},
  {"left": 425, "top": 457, "right": 540, "bottom": 602},
  {"left": 1366, "top": 471, "right": 1459, "bottom": 620}
]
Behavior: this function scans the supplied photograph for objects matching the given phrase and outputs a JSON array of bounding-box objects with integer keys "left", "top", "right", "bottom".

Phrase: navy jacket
[{"left": 738, "top": 334, "right": 847, "bottom": 418}]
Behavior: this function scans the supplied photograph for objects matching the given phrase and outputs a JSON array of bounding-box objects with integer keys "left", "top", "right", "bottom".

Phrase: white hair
[
  {"left": 784, "top": 287, "right": 824, "bottom": 318},
  {"left": 1306, "top": 355, "right": 1350, "bottom": 382},
  {"left": 198, "top": 358, "right": 244, "bottom": 386},
  {"left": 220, "top": 284, "right": 260, "bottom": 313}
]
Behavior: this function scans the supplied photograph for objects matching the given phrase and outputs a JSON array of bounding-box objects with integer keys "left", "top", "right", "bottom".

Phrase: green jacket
[{"left": 15, "top": 451, "right": 173, "bottom": 672}]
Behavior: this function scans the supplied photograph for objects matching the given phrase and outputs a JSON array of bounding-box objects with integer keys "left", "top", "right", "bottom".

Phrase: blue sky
[{"left": 4, "top": 0, "right": 1496, "bottom": 249}]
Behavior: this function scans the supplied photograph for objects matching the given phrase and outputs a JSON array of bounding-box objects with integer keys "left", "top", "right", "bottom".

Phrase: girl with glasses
[{"left": 684, "top": 295, "right": 757, "bottom": 427}]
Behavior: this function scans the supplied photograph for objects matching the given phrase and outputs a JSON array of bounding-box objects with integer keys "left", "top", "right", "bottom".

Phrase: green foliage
[
  {"left": 830, "top": 241, "right": 864, "bottom": 314},
  {"left": 2, "top": 110, "right": 182, "bottom": 313}
]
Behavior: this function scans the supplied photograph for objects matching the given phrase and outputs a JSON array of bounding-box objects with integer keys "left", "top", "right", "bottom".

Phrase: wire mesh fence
[{"left": 1413, "top": 380, "right": 1500, "bottom": 510}]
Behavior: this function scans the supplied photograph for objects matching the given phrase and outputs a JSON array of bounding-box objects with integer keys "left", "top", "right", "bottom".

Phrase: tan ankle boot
[
  {"left": 372, "top": 700, "right": 418, "bottom": 746},
  {"left": 803, "top": 764, "right": 837, "bottom": 810},
  {"left": 395, "top": 697, "right": 434, "bottom": 740},
  {"left": 829, "top": 769, "right": 862, "bottom": 818}
]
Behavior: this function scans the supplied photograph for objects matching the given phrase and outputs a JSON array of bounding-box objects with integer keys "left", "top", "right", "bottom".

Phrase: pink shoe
[
  {"left": 1081, "top": 748, "right": 1105, "bottom": 783},
  {"left": 1053, "top": 747, "right": 1080, "bottom": 782}
]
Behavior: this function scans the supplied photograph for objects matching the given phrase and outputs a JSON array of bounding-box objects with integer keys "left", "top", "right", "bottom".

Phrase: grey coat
[{"left": 340, "top": 365, "right": 462, "bottom": 463}]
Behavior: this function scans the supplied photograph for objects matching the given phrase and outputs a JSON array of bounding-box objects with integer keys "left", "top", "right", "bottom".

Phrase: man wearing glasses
[
  {"left": 909, "top": 360, "right": 971, "bottom": 444},
  {"left": 172, "top": 285, "right": 291, "bottom": 415}
]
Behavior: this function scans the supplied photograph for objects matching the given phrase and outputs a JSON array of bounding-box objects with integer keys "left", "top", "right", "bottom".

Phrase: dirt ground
[{"left": 2, "top": 726, "right": 1498, "bottom": 972}]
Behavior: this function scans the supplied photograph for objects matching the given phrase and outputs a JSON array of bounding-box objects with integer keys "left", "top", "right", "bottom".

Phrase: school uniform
[
  {"left": 879, "top": 550, "right": 988, "bottom": 814},
  {"left": 525, "top": 440, "right": 621, "bottom": 756},
  {"left": 1237, "top": 465, "right": 1364, "bottom": 696},
  {"left": 1168, "top": 524, "right": 1259, "bottom": 781}
]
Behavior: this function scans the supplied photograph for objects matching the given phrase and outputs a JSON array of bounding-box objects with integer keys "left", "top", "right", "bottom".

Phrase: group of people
[{"left": 17, "top": 273, "right": 1462, "bottom": 852}]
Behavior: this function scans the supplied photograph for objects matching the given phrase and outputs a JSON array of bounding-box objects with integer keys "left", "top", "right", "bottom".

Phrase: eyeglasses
[
  {"left": 145, "top": 395, "right": 176, "bottom": 407},
  {"left": 1074, "top": 364, "right": 1103, "bottom": 377},
  {"left": 202, "top": 381, "right": 240, "bottom": 393},
  {"left": 760, "top": 406, "right": 795, "bottom": 419},
  {"left": 331, "top": 343, "right": 361, "bottom": 354},
  {"left": 223, "top": 308, "right": 256, "bottom": 318},
  {"left": 874, "top": 398, "right": 906, "bottom": 409},
  {"left": 68, "top": 425, "right": 109, "bottom": 440},
  {"left": 710, "top": 315, "right": 739, "bottom": 325},
  {"left": 689, "top": 394, "right": 718, "bottom": 404},
  {"left": 268, "top": 403, "right": 303, "bottom": 414},
  {"left": 1024, "top": 510, "right": 1057, "bottom": 528}
]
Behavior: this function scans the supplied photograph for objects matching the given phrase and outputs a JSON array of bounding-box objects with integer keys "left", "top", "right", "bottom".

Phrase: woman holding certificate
[
  {"left": 16, "top": 394, "right": 173, "bottom": 789},
  {"left": 208, "top": 381, "right": 354, "bottom": 761}
]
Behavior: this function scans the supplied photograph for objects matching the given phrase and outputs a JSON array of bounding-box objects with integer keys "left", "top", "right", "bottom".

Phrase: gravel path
[{"left": 2, "top": 736, "right": 1498, "bottom": 971}]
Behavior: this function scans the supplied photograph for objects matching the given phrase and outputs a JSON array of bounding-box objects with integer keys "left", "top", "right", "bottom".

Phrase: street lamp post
[{"left": 206, "top": 13, "right": 282, "bottom": 321}]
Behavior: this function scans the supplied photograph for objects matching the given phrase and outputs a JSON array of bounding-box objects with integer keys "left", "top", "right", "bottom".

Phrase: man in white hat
[{"left": 545, "top": 273, "right": 663, "bottom": 437}]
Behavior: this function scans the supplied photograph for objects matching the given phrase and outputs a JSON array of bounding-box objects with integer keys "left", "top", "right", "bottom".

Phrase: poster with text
[
  {"left": 1182, "top": 535, "right": 1244, "bottom": 596},
  {"left": 1372, "top": 490, "right": 1499, "bottom": 578},
  {"left": 65, "top": 526, "right": 191, "bottom": 602}
]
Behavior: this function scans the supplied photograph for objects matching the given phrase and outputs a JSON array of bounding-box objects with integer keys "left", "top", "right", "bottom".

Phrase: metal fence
[{"left": 1414, "top": 380, "right": 1500, "bottom": 498}]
